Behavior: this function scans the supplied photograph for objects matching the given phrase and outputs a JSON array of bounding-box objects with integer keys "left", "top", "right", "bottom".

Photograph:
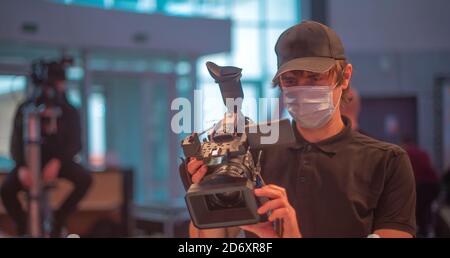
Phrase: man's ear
[{"left": 341, "top": 63, "right": 353, "bottom": 90}]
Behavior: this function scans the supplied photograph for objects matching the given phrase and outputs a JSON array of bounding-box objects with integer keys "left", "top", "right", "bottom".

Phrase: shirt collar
[{"left": 290, "top": 116, "right": 353, "bottom": 155}]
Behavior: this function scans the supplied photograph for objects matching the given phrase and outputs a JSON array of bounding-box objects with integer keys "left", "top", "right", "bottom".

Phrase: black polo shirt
[{"left": 255, "top": 116, "right": 416, "bottom": 237}]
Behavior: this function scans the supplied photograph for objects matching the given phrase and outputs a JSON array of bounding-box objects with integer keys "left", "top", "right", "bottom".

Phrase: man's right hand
[
  {"left": 187, "top": 158, "right": 208, "bottom": 184},
  {"left": 18, "top": 166, "right": 31, "bottom": 189}
]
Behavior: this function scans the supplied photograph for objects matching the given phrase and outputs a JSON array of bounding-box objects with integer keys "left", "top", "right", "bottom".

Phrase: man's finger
[
  {"left": 268, "top": 208, "right": 290, "bottom": 222},
  {"left": 257, "top": 184, "right": 287, "bottom": 197},
  {"left": 265, "top": 184, "right": 287, "bottom": 196},
  {"left": 262, "top": 184, "right": 287, "bottom": 198},
  {"left": 191, "top": 165, "right": 208, "bottom": 183},
  {"left": 187, "top": 159, "right": 204, "bottom": 175},
  {"left": 255, "top": 187, "right": 284, "bottom": 199},
  {"left": 257, "top": 198, "right": 286, "bottom": 214}
]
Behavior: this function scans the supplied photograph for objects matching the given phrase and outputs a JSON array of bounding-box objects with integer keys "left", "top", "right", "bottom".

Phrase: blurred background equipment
[
  {"left": 0, "top": 56, "right": 94, "bottom": 237},
  {"left": 25, "top": 57, "right": 73, "bottom": 237}
]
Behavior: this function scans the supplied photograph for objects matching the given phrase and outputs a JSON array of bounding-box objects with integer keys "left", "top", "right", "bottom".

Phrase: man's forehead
[{"left": 280, "top": 70, "right": 329, "bottom": 78}]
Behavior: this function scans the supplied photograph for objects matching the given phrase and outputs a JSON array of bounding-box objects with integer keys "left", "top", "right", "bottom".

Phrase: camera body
[
  {"left": 182, "top": 116, "right": 269, "bottom": 229},
  {"left": 30, "top": 57, "right": 73, "bottom": 107},
  {"left": 31, "top": 57, "right": 73, "bottom": 86},
  {"left": 180, "top": 61, "right": 296, "bottom": 229}
]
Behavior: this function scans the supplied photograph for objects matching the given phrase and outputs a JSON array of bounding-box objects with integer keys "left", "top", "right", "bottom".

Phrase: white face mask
[{"left": 282, "top": 83, "right": 342, "bottom": 129}]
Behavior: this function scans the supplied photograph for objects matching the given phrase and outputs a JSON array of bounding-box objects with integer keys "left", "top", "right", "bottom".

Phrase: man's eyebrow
[
  {"left": 306, "top": 72, "right": 324, "bottom": 78},
  {"left": 280, "top": 75, "right": 297, "bottom": 80}
]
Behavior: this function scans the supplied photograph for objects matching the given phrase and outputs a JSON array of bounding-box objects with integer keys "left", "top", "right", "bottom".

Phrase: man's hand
[
  {"left": 18, "top": 166, "right": 31, "bottom": 189},
  {"left": 187, "top": 158, "right": 208, "bottom": 184},
  {"left": 240, "top": 184, "right": 302, "bottom": 238},
  {"left": 42, "top": 158, "right": 61, "bottom": 183}
]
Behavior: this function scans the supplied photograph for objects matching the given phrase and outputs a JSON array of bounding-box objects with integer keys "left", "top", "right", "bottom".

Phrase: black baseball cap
[{"left": 272, "top": 20, "right": 346, "bottom": 86}]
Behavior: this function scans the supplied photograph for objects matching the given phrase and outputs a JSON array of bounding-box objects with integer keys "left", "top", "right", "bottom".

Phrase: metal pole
[{"left": 23, "top": 104, "right": 42, "bottom": 237}]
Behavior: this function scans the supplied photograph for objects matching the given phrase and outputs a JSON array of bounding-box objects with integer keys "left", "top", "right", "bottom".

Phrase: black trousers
[{"left": 0, "top": 161, "right": 92, "bottom": 236}]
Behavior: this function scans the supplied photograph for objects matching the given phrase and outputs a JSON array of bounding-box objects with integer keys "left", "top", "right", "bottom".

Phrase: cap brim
[{"left": 272, "top": 57, "right": 336, "bottom": 86}]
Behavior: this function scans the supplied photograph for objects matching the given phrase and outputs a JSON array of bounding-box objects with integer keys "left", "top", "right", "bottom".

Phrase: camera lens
[
  {"left": 213, "top": 191, "right": 242, "bottom": 207},
  {"left": 202, "top": 161, "right": 252, "bottom": 211},
  {"left": 205, "top": 190, "right": 245, "bottom": 210}
]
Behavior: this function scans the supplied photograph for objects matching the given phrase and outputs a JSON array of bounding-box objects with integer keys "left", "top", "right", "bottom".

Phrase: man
[
  {"left": 183, "top": 21, "right": 416, "bottom": 238},
  {"left": 0, "top": 63, "right": 92, "bottom": 237}
]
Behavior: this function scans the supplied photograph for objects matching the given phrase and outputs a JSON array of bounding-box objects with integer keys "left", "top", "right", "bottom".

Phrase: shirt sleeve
[{"left": 372, "top": 150, "right": 417, "bottom": 236}]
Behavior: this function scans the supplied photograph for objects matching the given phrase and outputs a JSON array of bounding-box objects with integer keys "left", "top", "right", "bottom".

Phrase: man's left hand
[{"left": 240, "top": 184, "right": 302, "bottom": 238}]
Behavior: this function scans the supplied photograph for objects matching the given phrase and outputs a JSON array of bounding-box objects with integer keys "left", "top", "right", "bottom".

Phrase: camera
[
  {"left": 181, "top": 61, "right": 295, "bottom": 229},
  {"left": 24, "top": 57, "right": 74, "bottom": 136},
  {"left": 31, "top": 57, "right": 73, "bottom": 87}
]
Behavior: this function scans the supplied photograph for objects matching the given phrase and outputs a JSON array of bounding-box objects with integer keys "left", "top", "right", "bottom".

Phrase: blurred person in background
[
  {"left": 0, "top": 63, "right": 92, "bottom": 237},
  {"left": 401, "top": 136, "right": 440, "bottom": 237}
]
